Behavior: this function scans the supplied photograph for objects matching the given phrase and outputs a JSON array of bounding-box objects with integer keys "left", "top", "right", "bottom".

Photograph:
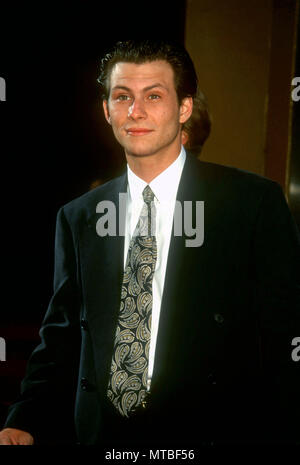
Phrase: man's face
[{"left": 103, "top": 60, "right": 192, "bottom": 159}]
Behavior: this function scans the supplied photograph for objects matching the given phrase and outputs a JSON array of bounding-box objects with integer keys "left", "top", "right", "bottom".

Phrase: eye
[
  {"left": 148, "top": 94, "right": 161, "bottom": 100},
  {"left": 116, "top": 94, "right": 131, "bottom": 101}
]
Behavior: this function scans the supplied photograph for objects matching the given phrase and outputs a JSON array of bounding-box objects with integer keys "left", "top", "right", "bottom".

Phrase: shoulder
[{"left": 186, "top": 152, "right": 283, "bottom": 198}]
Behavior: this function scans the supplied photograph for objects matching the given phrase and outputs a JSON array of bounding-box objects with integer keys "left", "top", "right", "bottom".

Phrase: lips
[{"left": 126, "top": 128, "right": 153, "bottom": 136}]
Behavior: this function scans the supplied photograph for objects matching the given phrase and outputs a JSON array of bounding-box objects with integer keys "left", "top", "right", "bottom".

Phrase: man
[{"left": 0, "top": 39, "right": 299, "bottom": 446}]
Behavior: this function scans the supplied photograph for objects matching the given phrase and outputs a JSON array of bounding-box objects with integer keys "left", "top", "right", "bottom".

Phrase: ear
[
  {"left": 179, "top": 97, "right": 193, "bottom": 124},
  {"left": 103, "top": 100, "right": 111, "bottom": 125}
]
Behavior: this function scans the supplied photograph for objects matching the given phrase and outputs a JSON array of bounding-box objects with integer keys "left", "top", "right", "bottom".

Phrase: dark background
[{"left": 290, "top": 22, "right": 300, "bottom": 229}]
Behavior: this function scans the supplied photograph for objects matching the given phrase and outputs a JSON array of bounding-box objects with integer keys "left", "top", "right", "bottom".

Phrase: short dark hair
[{"left": 97, "top": 39, "right": 198, "bottom": 103}]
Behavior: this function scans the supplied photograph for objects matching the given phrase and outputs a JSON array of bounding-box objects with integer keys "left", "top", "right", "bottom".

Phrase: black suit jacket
[{"left": 4, "top": 153, "right": 300, "bottom": 445}]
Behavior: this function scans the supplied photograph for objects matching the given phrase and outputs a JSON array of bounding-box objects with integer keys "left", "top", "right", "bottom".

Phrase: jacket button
[
  {"left": 214, "top": 313, "right": 224, "bottom": 324},
  {"left": 80, "top": 377, "right": 89, "bottom": 391},
  {"left": 80, "top": 319, "right": 88, "bottom": 330},
  {"left": 208, "top": 373, "right": 217, "bottom": 385}
]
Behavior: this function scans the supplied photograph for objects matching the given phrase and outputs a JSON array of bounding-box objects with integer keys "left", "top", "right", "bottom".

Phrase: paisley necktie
[{"left": 107, "top": 185, "right": 157, "bottom": 417}]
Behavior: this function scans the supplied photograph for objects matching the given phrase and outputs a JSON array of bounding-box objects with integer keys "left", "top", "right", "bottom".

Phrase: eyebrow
[{"left": 111, "top": 83, "right": 168, "bottom": 93}]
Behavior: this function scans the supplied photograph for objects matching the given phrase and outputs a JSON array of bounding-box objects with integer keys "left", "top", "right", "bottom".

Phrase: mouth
[{"left": 126, "top": 128, "right": 154, "bottom": 136}]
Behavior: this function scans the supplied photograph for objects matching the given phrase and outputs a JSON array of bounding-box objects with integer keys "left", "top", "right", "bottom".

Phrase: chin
[{"left": 124, "top": 142, "right": 160, "bottom": 158}]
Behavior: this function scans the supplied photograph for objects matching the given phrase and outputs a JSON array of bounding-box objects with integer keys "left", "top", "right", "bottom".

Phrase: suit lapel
[
  {"left": 150, "top": 153, "right": 209, "bottom": 392},
  {"left": 80, "top": 172, "right": 128, "bottom": 395}
]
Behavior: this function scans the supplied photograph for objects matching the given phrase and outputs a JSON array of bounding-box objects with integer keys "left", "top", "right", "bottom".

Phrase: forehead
[{"left": 109, "top": 60, "right": 175, "bottom": 91}]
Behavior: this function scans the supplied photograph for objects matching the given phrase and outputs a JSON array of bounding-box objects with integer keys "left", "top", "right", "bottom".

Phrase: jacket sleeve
[
  {"left": 253, "top": 180, "right": 300, "bottom": 443},
  {"left": 4, "top": 207, "right": 82, "bottom": 444}
]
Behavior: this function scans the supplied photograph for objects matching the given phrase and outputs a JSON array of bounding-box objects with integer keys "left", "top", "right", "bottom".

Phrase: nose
[{"left": 128, "top": 98, "right": 147, "bottom": 120}]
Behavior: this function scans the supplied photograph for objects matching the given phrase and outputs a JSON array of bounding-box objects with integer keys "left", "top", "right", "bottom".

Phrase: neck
[{"left": 125, "top": 144, "right": 182, "bottom": 183}]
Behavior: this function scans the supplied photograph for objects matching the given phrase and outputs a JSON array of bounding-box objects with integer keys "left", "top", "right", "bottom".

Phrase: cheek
[
  {"left": 109, "top": 112, "right": 126, "bottom": 130},
  {"left": 154, "top": 105, "right": 180, "bottom": 126},
  {"left": 162, "top": 110, "right": 181, "bottom": 132},
  {"left": 108, "top": 103, "right": 128, "bottom": 125}
]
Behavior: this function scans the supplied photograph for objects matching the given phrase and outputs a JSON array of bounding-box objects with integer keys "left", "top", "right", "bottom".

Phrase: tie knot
[{"left": 142, "top": 185, "right": 155, "bottom": 204}]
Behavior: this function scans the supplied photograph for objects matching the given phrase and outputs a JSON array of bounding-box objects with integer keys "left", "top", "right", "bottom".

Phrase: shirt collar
[{"left": 127, "top": 146, "right": 186, "bottom": 203}]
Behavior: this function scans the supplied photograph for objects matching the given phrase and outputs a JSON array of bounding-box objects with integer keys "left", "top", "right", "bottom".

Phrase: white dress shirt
[{"left": 124, "top": 146, "right": 186, "bottom": 390}]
